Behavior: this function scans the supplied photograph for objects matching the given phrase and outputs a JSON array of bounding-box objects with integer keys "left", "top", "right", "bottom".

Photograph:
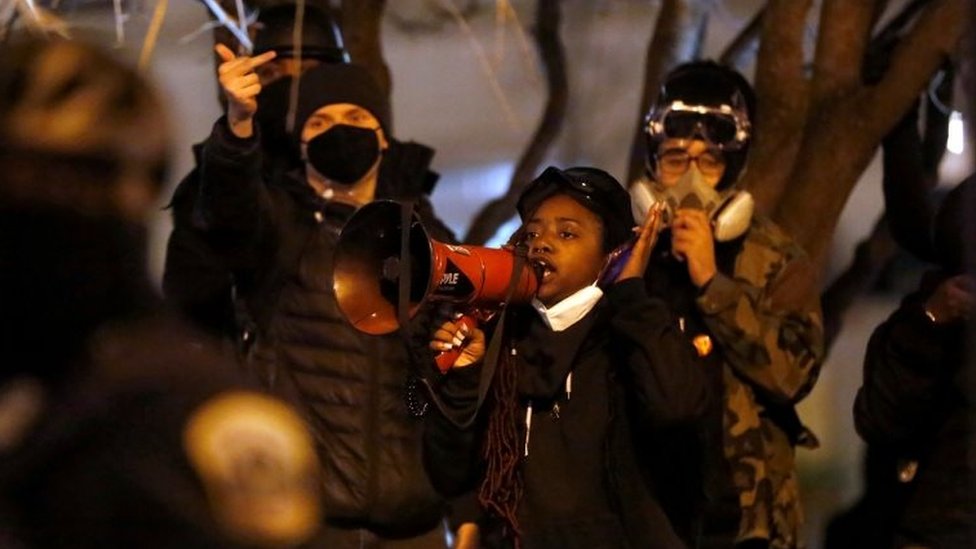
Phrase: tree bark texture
[
  {"left": 464, "top": 0, "right": 568, "bottom": 244},
  {"left": 775, "top": 0, "right": 966, "bottom": 269},
  {"left": 341, "top": 0, "right": 391, "bottom": 110}
]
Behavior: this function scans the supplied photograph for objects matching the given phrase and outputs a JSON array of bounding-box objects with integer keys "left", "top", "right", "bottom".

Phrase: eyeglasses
[
  {"left": 646, "top": 100, "right": 751, "bottom": 151},
  {"left": 657, "top": 149, "right": 726, "bottom": 177}
]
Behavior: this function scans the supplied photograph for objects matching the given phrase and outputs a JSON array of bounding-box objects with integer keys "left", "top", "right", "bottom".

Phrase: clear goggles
[{"left": 645, "top": 98, "right": 751, "bottom": 151}]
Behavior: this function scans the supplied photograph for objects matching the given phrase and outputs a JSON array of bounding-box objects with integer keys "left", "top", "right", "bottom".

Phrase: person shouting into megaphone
[{"left": 422, "top": 166, "right": 710, "bottom": 549}]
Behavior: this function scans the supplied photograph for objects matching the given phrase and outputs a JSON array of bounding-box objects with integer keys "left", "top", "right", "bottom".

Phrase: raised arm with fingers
[{"left": 214, "top": 44, "right": 277, "bottom": 138}]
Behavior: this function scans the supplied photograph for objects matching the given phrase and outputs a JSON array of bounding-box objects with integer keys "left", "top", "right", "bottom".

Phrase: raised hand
[
  {"left": 672, "top": 208, "right": 717, "bottom": 288},
  {"left": 214, "top": 43, "right": 277, "bottom": 138},
  {"left": 615, "top": 202, "right": 664, "bottom": 282}
]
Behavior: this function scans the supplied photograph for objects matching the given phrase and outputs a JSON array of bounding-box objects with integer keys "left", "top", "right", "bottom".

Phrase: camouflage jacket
[{"left": 695, "top": 214, "right": 824, "bottom": 548}]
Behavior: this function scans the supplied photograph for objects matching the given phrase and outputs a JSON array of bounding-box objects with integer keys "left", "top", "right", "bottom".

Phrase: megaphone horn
[{"left": 334, "top": 200, "right": 538, "bottom": 335}]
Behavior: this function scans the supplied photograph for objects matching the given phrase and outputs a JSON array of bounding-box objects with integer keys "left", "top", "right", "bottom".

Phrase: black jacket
[
  {"left": 164, "top": 130, "right": 452, "bottom": 343},
  {"left": 423, "top": 279, "right": 709, "bottom": 548},
  {"left": 0, "top": 315, "right": 270, "bottom": 549},
  {"left": 191, "top": 119, "right": 452, "bottom": 537},
  {"left": 854, "top": 271, "right": 976, "bottom": 548}
]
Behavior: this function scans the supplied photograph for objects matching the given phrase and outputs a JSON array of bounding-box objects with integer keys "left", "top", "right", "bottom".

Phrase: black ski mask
[{"left": 304, "top": 124, "right": 381, "bottom": 184}]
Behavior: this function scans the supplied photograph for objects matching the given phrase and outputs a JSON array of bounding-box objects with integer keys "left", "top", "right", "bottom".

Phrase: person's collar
[{"left": 531, "top": 284, "right": 604, "bottom": 332}]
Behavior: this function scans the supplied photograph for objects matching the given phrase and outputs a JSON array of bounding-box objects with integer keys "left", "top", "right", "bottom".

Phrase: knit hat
[
  {"left": 517, "top": 166, "right": 635, "bottom": 251},
  {"left": 294, "top": 62, "right": 391, "bottom": 134}
]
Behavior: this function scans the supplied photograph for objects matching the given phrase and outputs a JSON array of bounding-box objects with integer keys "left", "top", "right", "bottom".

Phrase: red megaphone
[{"left": 333, "top": 201, "right": 537, "bottom": 347}]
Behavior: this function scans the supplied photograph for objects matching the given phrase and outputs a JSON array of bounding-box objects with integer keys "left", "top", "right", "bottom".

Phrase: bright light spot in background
[{"left": 947, "top": 110, "right": 965, "bottom": 155}]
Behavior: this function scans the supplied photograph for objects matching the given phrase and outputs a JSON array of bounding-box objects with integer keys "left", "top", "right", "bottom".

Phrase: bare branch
[
  {"left": 810, "top": 0, "right": 875, "bottom": 105},
  {"left": 821, "top": 217, "right": 898, "bottom": 351},
  {"left": 719, "top": 6, "right": 764, "bottom": 70},
  {"left": 342, "top": 0, "right": 392, "bottom": 102},
  {"left": 865, "top": 0, "right": 966, "bottom": 138},
  {"left": 776, "top": 0, "right": 966, "bottom": 267},
  {"left": 386, "top": 0, "right": 481, "bottom": 35},
  {"left": 625, "top": 0, "right": 715, "bottom": 183},
  {"left": 463, "top": 0, "right": 567, "bottom": 244},
  {"left": 741, "top": 0, "right": 810, "bottom": 214}
]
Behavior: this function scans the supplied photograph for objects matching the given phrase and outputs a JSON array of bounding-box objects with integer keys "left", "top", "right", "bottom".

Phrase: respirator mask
[
  {"left": 637, "top": 94, "right": 754, "bottom": 242},
  {"left": 631, "top": 163, "right": 754, "bottom": 242}
]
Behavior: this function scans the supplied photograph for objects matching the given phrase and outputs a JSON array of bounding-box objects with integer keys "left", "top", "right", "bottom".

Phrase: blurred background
[{"left": 5, "top": 1, "right": 973, "bottom": 546}]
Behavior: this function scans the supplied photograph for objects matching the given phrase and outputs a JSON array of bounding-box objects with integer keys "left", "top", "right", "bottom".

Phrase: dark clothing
[
  {"left": 854, "top": 271, "right": 976, "bottom": 548},
  {"left": 635, "top": 212, "right": 824, "bottom": 549},
  {"left": 192, "top": 119, "right": 451, "bottom": 541},
  {"left": 164, "top": 128, "right": 448, "bottom": 343},
  {"left": 642, "top": 241, "right": 740, "bottom": 547},
  {"left": 0, "top": 313, "right": 290, "bottom": 549},
  {"left": 163, "top": 145, "right": 239, "bottom": 341},
  {"left": 423, "top": 279, "right": 709, "bottom": 549}
]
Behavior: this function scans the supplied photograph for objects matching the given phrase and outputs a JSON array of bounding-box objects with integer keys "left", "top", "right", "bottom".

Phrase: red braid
[{"left": 478, "top": 344, "right": 523, "bottom": 546}]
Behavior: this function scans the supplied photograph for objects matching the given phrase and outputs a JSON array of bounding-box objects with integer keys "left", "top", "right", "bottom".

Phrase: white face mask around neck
[{"left": 531, "top": 283, "right": 605, "bottom": 332}]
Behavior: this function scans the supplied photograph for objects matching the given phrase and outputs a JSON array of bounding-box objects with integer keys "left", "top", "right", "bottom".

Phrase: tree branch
[
  {"left": 342, "top": 0, "right": 391, "bottom": 104},
  {"left": 741, "top": 0, "right": 810, "bottom": 214},
  {"left": 821, "top": 216, "right": 898, "bottom": 351},
  {"left": 810, "top": 0, "right": 875, "bottom": 105},
  {"left": 463, "top": 0, "right": 567, "bottom": 244},
  {"left": 719, "top": 6, "right": 764, "bottom": 70},
  {"left": 864, "top": 0, "right": 965, "bottom": 138}
]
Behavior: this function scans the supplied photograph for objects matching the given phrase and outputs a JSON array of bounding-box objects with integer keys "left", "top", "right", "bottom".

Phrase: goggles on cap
[
  {"left": 645, "top": 98, "right": 751, "bottom": 151},
  {"left": 520, "top": 166, "right": 609, "bottom": 214}
]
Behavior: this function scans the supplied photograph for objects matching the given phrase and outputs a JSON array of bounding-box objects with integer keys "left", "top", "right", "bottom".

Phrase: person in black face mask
[
  {"left": 0, "top": 37, "right": 322, "bottom": 549},
  {"left": 163, "top": 2, "right": 349, "bottom": 344},
  {"left": 184, "top": 36, "right": 455, "bottom": 549}
]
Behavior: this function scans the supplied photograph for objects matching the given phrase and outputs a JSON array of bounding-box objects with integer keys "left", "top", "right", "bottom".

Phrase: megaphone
[{"left": 333, "top": 200, "right": 538, "bottom": 338}]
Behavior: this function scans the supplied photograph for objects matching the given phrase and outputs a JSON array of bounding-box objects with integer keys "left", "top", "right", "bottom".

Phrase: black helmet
[
  {"left": 645, "top": 61, "right": 756, "bottom": 189},
  {"left": 252, "top": 3, "right": 349, "bottom": 63}
]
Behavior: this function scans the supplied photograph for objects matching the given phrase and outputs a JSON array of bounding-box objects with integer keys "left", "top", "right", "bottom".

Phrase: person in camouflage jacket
[{"left": 630, "top": 61, "right": 824, "bottom": 549}]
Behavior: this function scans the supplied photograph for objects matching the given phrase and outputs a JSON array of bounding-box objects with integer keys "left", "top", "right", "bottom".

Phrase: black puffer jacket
[{"left": 193, "top": 119, "right": 453, "bottom": 537}]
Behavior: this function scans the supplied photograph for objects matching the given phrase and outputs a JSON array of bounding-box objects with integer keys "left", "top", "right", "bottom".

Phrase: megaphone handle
[{"left": 434, "top": 314, "right": 479, "bottom": 374}]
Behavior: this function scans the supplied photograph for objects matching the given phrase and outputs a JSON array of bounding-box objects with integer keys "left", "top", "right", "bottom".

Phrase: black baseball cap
[{"left": 517, "top": 166, "right": 635, "bottom": 251}]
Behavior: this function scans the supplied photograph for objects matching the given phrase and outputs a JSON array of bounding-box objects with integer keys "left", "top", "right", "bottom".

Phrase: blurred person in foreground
[
  {"left": 0, "top": 37, "right": 320, "bottom": 549},
  {"left": 854, "top": 176, "right": 976, "bottom": 548},
  {"left": 629, "top": 61, "right": 824, "bottom": 549}
]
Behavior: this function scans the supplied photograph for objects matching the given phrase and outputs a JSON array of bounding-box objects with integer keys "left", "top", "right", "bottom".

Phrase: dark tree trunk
[
  {"left": 341, "top": 0, "right": 391, "bottom": 107},
  {"left": 775, "top": 0, "right": 966, "bottom": 269},
  {"left": 463, "top": 0, "right": 568, "bottom": 244}
]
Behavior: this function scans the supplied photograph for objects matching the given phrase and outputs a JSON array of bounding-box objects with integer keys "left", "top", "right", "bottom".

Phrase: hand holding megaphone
[
  {"left": 430, "top": 312, "right": 485, "bottom": 370},
  {"left": 333, "top": 200, "right": 537, "bottom": 372}
]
